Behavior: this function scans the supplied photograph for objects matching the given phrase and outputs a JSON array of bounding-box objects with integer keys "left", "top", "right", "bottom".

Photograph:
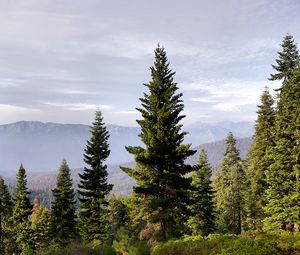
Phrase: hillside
[{"left": 3, "top": 137, "right": 252, "bottom": 196}]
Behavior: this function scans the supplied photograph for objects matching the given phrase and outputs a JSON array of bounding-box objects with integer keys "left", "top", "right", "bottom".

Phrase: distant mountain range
[{"left": 0, "top": 120, "right": 254, "bottom": 173}]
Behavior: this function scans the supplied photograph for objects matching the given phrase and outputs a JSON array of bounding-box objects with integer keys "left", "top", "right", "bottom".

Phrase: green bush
[
  {"left": 43, "top": 243, "right": 116, "bottom": 255},
  {"left": 151, "top": 234, "right": 281, "bottom": 255}
]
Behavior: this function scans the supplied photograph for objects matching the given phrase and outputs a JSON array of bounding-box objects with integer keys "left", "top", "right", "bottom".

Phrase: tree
[
  {"left": 78, "top": 110, "right": 113, "bottom": 243},
  {"left": 31, "top": 197, "right": 51, "bottom": 251},
  {"left": 187, "top": 149, "right": 215, "bottom": 236},
  {"left": 12, "top": 164, "right": 33, "bottom": 253},
  {"left": 245, "top": 87, "right": 275, "bottom": 230},
  {"left": 121, "top": 46, "right": 195, "bottom": 242},
  {"left": 108, "top": 195, "right": 129, "bottom": 242},
  {"left": 0, "top": 177, "right": 13, "bottom": 254},
  {"left": 50, "top": 159, "right": 76, "bottom": 246},
  {"left": 213, "top": 133, "right": 246, "bottom": 234},
  {"left": 264, "top": 68, "right": 300, "bottom": 232},
  {"left": 269, "top": 34, "right": 300, "bottom": 82}
]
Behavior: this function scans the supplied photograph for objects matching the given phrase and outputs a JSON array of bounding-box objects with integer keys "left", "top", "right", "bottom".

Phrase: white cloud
[
  {"left": 44, "top": 102, "right": 113, "bottom": 111},
  {"left": 112, "top": 110, "right": 139, "bottom": 115}
]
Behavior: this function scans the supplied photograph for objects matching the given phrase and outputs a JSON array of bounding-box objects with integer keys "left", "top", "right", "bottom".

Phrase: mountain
[
  {"left": 0, "top": 120, "right": 253, "bottom": 173},
  {"left": 3, "top": 137, "right": 252, "bottom": 197}
]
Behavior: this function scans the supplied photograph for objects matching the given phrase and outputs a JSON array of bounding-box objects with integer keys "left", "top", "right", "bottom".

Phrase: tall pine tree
[
  {"left": 245, "top": 87, "right": 275, "bottom": 230},
  {"left": 213, "top": 133, "right": 246, "bottom": 234},
  {"left": 121, "top": 46, "right": 195, "bottom": 242},
  {"left": 0, "top": 177, "right": 13, "bottom": 254},
  {"left": 50, "top": 159, "right": 76, "bottom": 246},
  {"left": 187, "top": 149, "right": 215, "bottom": 236},
  {"left": 78, "top": 110, "right": 113, "bottom": 243},
  {"left": 13, "top": 164, "right": 33, "bottom": 253},
  {"left": 269, "top": 34, "right": 300, "bottom": 82},
  {"left": 264, "top": 68, "right": 300, "bottom": 232}
]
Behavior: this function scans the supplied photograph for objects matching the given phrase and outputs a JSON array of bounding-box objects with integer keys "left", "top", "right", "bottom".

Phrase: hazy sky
[{"left": 0, "top": 0, "right": 299, "bottom": 126}]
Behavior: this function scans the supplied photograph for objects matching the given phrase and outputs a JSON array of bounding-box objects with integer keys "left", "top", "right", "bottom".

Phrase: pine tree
[
  {"left": 245, "top": 87, "right": 275, "bottom": 230},
  {"left": 264, "top": 68, "right": 300, "bottom": 232},
  {"left": 108, "top": 195, "right": 129, "bottom": 242},
  {"left": 50, "top": 159, "right": 76, "bottom": 246},
  {"left": 187, "top": 149, "right": 215, "bottom": 236},
  {"left": 78, "top": 110, "right": 113, "bottom": 243},
  {"left": 13, "top": 164, "right": 33, "bottom": 253},
  {"left": 213, "top": 133, "right": 246, "bottom": 234},
  {"left": 269, "top": 34, "right": 300, "bottom": 82},
  {"left": 0, "top": 177, "right": 13, "bottom": 254},
  {"left": 121, "top": 46, "right": 195, "bottom": 241},
  {"left": 31, "top": 197, "right": 51, "bottom": 251}
]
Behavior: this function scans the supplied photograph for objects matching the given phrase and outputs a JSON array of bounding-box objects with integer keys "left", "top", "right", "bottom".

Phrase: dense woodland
[{"left": 0, "top": 34, "right": 299, "bottom": 255}]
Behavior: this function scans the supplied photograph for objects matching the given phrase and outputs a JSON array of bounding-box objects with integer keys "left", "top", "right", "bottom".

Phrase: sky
[{"left": 0, "top": 0, "right": 299, "bottom": 126}]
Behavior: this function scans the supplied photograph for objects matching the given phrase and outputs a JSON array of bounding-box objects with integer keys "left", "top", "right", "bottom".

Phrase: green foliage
[
  {"left": 78, "top": 110, "right": 113, "bottom": 243},
  {"left": 44, "top": 242, "right": 116, "bottom": 255},
  {"left": 187, "top": 149, "right": 215, "bottom": 236},
  {"left": 31, "top": 197, "right": 51, "bottom": 250},
  {"left": 151, "top": 234, "right": 281, "bottom": 255},
  {"left": 264, "top": 68, "right": 300, "bottom": 232},
  {"left": 269, "top": 33, "right": 300, "bottom": 82},
  {"left": 0, "top": 177, "right": 13, "bottom": 254},
  {"left": 213, "top": 133, "right": 246, "bottom": 234},
  {"left": 108, "top": 194, "right": 129, "bottom": 243},
  {"left": 112, "top": 227, "right": 150, "bottom": 255},
  {"left": 50, "top": 159, "right": 77, "bottom": 247},
  {"left": 245, "top": 87, "right": 275, "bottom": 230},
  {"left": 13, "top": 164, "right": 34, "bottom": 253},
  {"left": 121, "top": 45, "right": 195, "bottom": 242}
]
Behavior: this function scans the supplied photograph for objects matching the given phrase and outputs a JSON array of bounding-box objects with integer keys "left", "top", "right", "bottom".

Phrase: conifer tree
[
  {"left": 0, "top": 177, "right": 13, "bottom": 254},
  {"left": 121, "top": 46, "right": 195, "bottom": 241},
  {"left": 264, "top": 68, "right": 300, "bottom": 232},
  {"left": 245, "top": 87, "right": 275, "bottom": 230},
  {"left": 50, "top": 159, "right": 76, "bottom": 246},
  {"left": 13, "top": 164, "right": 33, "bottom": 253},
  {"left": 269, "top": 34, "right": 300, "bottom": 82},
  {"left": 187, "top": 149, "right": 215, "bottom": 236},
  {"left": 78, "top": 110, "right": 113, "bottom": 243},
  {"left": 31, "top": 197, "right": 51, "bottom": 251},
  {"left": 213, "top": 133, "right": 246, "bottom": 234}
]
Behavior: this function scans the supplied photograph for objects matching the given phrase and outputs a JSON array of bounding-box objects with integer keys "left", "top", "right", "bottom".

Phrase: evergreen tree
[
  {"left": 78, "top": 110, "right": 113, "bottom": 243},
  {"left": 121, "top": 46, "right": 195, "bottom": 241},
  {"left": 187, "top": 149, "right": 215, "bottom": 236},
  {"left": 31, "top": 197, "right": 51, "bottom": 251},
  {"left": 264, "top": 68, "right": 300, "bottom": 232},
  {"left": 108, "top": 195, "right": 129, "bottom": 242},
  {"left": 245, "top": 87, "right": 275, "bottom": 230},
  {"left": 213, "top": 133, "right": 246, "bottom": 234},
  {"left": 12, "top": 164, "right": 33, "bottom": 253},
  {"left": 269, "top": 34, "right": 300, "bottom": 82},
  {"left": 0, "top": 177, "right": 13, "bottom": 254},
  {"left": 50, "top": 159, "right": 76, "bottom": 246}
]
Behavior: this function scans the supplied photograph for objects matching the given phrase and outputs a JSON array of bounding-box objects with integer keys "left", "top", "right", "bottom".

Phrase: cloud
[{"left": 43, "top": 102, "right": 113, "bottom": 111}]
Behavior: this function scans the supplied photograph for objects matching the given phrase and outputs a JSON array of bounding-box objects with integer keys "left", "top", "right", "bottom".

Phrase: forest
[{"left": 0, "top": 34, "right": 299, "bottom": 255}]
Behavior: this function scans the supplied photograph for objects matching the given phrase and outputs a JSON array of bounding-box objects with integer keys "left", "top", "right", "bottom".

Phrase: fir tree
[
  {"left": 108, "top": 195, "right": 129, "bottom": 242},
  {"left": 78, "top": 110, "right": 113, "bottom": 243},
  {"left": 50, "top": 159, "right": 76, "bottom": 246},
  {"left": 264, "top": 68, "right": 300, "bottom": 232},
  {"left": 213, "top": 133, "right": 246, "bottom": 234},
  {"left": 121, "top": 46, "right": 195, "bottom": 241},
  {"left": 0, "top": 177, "right": 13, "bottom": 254},
  {"left": 31, "top": 197, "right": 51, "bottom": 251},
  {"left": 245, "top": 87, "right": 275, "bottom": 230},
  {"left": 269, "top": 34, "right": 300, "bottom": 82},
  {"left": 12, "top": 164, "right": 33, "bottom": 253},
  {"left": 187, "top": 149, "right": 215, "bottom": 236}
]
